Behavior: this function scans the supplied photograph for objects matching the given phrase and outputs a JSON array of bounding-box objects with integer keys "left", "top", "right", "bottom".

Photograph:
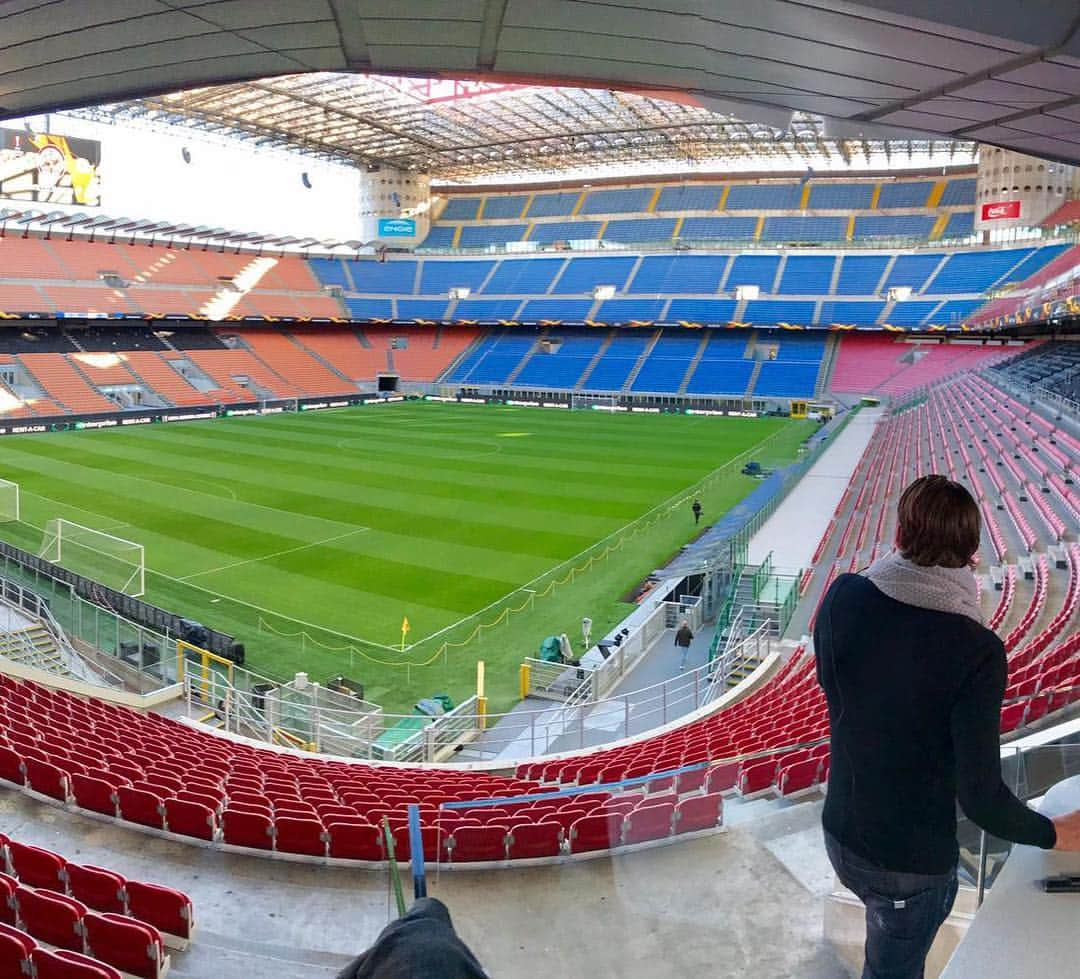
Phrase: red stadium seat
[
  {"left": 15, "top": 886, "right": 85, "bottom": 951},
  {"left": 7, "top": 840, "right": 66, "bottom": 891},
  {"left": 0, "top": 875, "right": 16, "bottom": 926},
  {"left": 65, "top": 864, "right": 127, "bottom": 915},
  {"left": 326, "top": 822, "right": 384, "bottom": 861},
  {"left": 737, "top": 759, "right": 779, "bottom": 796},
  {"left": 448, "top": 826, "right": 509, "bottom": 862},
  {"left": 622, "top": 803, "right": 674, "bottom": 845},
  {"left": 0, "top": 747, "right": 24, "bottom": 785},
  {"left": 23, "top": 758, "right": 69, "bottom": 801},
  {"left": 0, "top": 921, "right": 35, "bottom": 979},
  {"left": 125, "top": 881, "right": 195, "bottom": 945},
  {"left": 506, "top": 822, "right": 563, "bottom": 859},
  {"left": 71, "top": 773, "right": 121, "bottom": 816},
  {"left": 31, "top": 947, "right": 123, "bottom": 979},
  {"left": 221, "top": 809, "right": 274, "bottom": 850},
  {"left": 273, "top": 817, "right": 327, "bottom": 857},
  {"left": 778, "top": 759, "right": 822, "bottom": 796},
  {"left": 83, "top": 912, "right": 166, "bottom": 979},
  {"left": 674, "top": 793, "right": 723, "bottom": 834},
  {"left": 568, "top": 814, "right": 624, "bottom": 853},
  {"left": 163, "top": 798, "right": 216, "bottom": 840},
  {"left": 116, "top": 787, "right": 166, "bottom": 830}
]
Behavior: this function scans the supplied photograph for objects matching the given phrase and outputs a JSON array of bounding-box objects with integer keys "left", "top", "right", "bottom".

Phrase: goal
[
  {"left": 39, "top": 519, "right": 145, "bottom": 597},
  {"left": 0, "top": 479, "right": 18, "bottom": 522},
  {"left": 571, "top": 394, "right": 618, "bottom": 412}
]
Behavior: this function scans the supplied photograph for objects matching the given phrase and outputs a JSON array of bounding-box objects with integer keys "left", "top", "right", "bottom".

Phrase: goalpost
[
  {"left": 570, "top": 394, "right": 618, "bottom": 412},
  {"left": 39, "top": 519, "right": 145, "bottom": 597},
  {"left": 0, "top": 479, "right": 19, "bottom": 522}
]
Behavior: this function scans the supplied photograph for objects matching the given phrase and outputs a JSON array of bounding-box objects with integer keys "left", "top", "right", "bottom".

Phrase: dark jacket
[
  {"left": 337, "top": 898, "right": 488, "bottom": 979},
  {"left": 674, "top": 624, "right": 694, "bottom": 648},
  {"left": 814, "top": 573, "right": 1056, "bottom": 874}
]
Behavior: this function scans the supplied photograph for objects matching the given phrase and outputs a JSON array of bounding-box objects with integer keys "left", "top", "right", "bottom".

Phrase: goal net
[
  {"left": 571, "top": 394, "right": 618, "bottom": 411},
  {"left": 39, "top": 519, "right": 145, "bottom": 597},
  {"left": 0, "top": 479, "right": 18, "bottom": 522}
]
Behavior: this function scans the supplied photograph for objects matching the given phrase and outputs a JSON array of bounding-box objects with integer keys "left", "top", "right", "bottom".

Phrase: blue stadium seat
[
  {"left": 698, "top": 332, "right": 750, "bottom": 359},
  {"left": 999, "top": 243, "right": 1070, "bottom": 284},
  {"left": 595, "top": 299, "right": 666, "bottom": 321},
  {"left": 680, "top": 217, "right": 757, "bottom": 240},
  {"left": 752, "top": 361, "right": 820, "bottom": 397},
  {"left": 350, "top": 260, "right": 418, "bottom": 294},
  {"left": 942, "top": 211, "right": 975, "bottom": 239},
  {"left": 819, "top": 301, "right": 886, "bottom": 325},
  {"left": 777, "top": 256, "right": 835, "bottom": 294},
  {"left": 882, "top": 301, "right": 940, "bottom": 326},
  {"left": 450, "top": 330, "right": 535, "bottom": 383},
  {"left": 727, "top": 255, "right": 780, "bottom": 291},
  {"left": 807, "top": 183, "right": 875, "bottom": 209},
  {"left": 344, "top": 298, "right": 394, "bottom": 319},
  {"left": 529, "top": 221, "right": 603, "bottom": 244},
  {"left": 483, "top": 259, "right": 566, "bottom": 294},
  {"left": 514, "top": 331, "right": 606, "bottom": 387},
  {"left": 419, "top": 260, "right": 496, "bottom": 294},
  {"left": 883, "top": 254, "right": 944, "bottom": 291},
  {"left": 761, "top": 217, "right": 847, "bottom": 242},
  {"left": 835, "top": 255, "right": 889, "bottom": 295},
  {"left": 655, "top": 185, "right": 724, "bottom": 211},
  {"left": 440, "top": 198, "right": 482, "bottom": 220},
  {"left": 927, "top": 248, "right": 1032, "bottom": 293},
  {"left": 459, "top": 224, "right": 528, "bottom": 247},
  {"left": 631, "top": 331, "right": 701, "bottom": 392},
  {"left": 581, "top": 332, "right": 653, "bottom": 390},
  {"left": 743, "top": 301, "right": 816, "bottom": 325},
  {"left": 453, "top": 299, "right": 524, "bottom": 320},
  {"left": 771, "top": 333, "right": 827, "bottom": 362},
  {"left": 420, "top": 225, "right": 455, "bottom": 249},
  {"left": 526, "top": 192, "right": 582, "bottom": 217},
  {"left": 630, "top": 255, "right": 729, "bottom": 293},
  {"left": 554, "top": 257, "right": 637, "bottom": 293},
  {"left": 684, "top": 358, "right": 755, "bottom": 395},
  {"left": 876, "top": 181, "right": 934, "bottom": 208},
  {"left": 939, "top": 178, "right": 976, "bottom": 206},
  {"left": 308, "top": 258, "right": 351, "bottom": 290},
  {"left": 853, "top": 215, "right": 936, "bottom": 239},
  {"left": 482, "top": 195, "right": 528, "bottom": 219},
  {"left": 398, "top": 300, "right": 449, "bottom": 320},
  {"left": 725, "top": 184, "right": 801, "bottom": 210},
  {"left": 666, "top": 299, "right": 737, "bottom": 323},
  {"left": 579, "top": 187, "right": 654, "bottom": 215},
  {"left": 602, "top": 218, "right": 677, "bottom": 243},
  {"left": 520, "top": 299, "right": 594, "bottom": 321},
  {"left": 929, "top": 299, "right": 985, "bottom": 324}
]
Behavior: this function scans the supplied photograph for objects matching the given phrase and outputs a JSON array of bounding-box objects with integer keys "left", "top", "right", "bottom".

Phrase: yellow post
[
  {"left": 476, "top": 660, "right": 487, "bottom": 731},
  {"left": 400, "top": 616, "right": 410, "bottom": 652},
  {"left": 519, "top": 662, "right": 531, "bottom": 700}
]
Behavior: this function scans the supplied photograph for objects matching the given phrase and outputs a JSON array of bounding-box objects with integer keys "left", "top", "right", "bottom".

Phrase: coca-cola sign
[{"left": 981, "top": 200, "right": 1021, "bottom": 220}]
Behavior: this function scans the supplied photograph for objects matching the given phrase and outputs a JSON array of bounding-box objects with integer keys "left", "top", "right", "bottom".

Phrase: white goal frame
[
  {"left": 39, "top": 519, "right": 145, "bottom": 597},
  {"left": 0, "top": 479, "right": 19, "bottom": 522},
  {"left": 570, "top": 393, "right": 618, "bottom": 412}
]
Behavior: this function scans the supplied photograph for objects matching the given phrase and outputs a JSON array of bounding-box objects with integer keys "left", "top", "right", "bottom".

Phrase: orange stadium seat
[
  {"left": 227, "top": 329, "right": 353, "bottom": 395},
  {"left": 16, "top": 353, "right": 118, "bottom": 413}
]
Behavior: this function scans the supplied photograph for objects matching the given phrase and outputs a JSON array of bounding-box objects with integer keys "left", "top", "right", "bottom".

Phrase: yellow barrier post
[
  {"left": 476, "top": 660, "right": 487, "bottom": 731},
  {"left": 519, "top": 662, "right": 531, "bottom": 700}
]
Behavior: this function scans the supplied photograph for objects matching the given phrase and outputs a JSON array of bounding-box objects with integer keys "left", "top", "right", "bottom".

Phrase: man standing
[
  {"left": 815, "top": 475, "right": 1080, "bottom": 979},
  {"left": 691, "top": 498, "right": 702, "bottom": 525},
  {"left": 674, "top": 619, "right": 694, "bottom": 671}
]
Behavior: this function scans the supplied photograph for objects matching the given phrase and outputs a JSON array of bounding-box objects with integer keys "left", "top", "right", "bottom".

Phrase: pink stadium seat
[
  {"left": 125, "top": 881, "right": 194, "bottom": 944},
  {"left": 449, "top": 826, "right": 509, "bottom": 862},
  {"left": 83, "top": 912, "right": 166, "bottom": 979},
  {"left": 622, "top": 803, "right": 674, "bottom": 845},
  {"left": 65, "top": 864, "right": 127, "bottom": 915},
  {"left": 674, "top": 793, "right": 723, "bottom": 834},
  {"left": 273, "top": 817, "right": 327, "bottom": 857},
  {"left": 31, "top": 947, "right": 123, "bottom": 979},
  {"left": 221, "top": 809, "right": 274, "bottom": 850},
  {"left": 16, "top": 886, "right": 86, "bottom": 951},
  {"left": 7, "top": 840, "right": 66, "bottom": 891},
  {"left": 0, "top": 921, "right": 35, "bottom": 979}
]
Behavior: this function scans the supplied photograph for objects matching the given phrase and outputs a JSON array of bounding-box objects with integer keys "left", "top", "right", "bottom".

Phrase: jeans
[{"left": 825, "top": 831, "right": 959, "bottom": 979}]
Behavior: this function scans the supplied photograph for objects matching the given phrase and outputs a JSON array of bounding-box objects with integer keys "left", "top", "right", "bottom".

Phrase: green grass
[{"left": 0, "top": 402, "right": 812, "bottom": 713}]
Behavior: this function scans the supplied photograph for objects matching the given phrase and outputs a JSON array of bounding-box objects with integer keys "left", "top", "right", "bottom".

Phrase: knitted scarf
[{"left": 863, "top": 550, "right": 983, "bottom": 624}]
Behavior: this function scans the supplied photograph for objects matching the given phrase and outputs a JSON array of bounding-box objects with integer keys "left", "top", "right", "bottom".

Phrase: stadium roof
[
  {"left": 80, "top": 75, "right": 976, "bottom": 182},
  {"left": 2, "top": 1, "right": 1080, "bottom": 165}
]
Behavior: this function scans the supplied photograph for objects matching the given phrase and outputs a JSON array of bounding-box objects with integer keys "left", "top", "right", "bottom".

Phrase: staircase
[
  {"left": 744, "top": 359, "right": 763, "bottom": 398},
  {"left": 575, "top": 330, "right": 615, "bottom": 390},
  {"left": 622, "top": 329, "right": 662, "bottom": 390},
  {"left": 0, "top": 625, "right": 64, "bottom": 673},
  {"left": 285, "top": 332, "right": 354, "bottom": 386},
  {"left": 505, "top": 329, "right": 547, "bottom": 385},
  {"left": 677, "top": 332, "right": 711, "bottom": 394},
  {"left": 814, "top": 333, "right": 841, "bottom": 398}
]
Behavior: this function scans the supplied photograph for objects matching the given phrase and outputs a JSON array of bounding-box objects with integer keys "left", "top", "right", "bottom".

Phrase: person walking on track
[{"left": 691, "top": 499, "right": 702, "bottom": 525}]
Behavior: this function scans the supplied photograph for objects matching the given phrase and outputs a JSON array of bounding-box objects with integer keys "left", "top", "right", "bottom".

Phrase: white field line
[{"left": 178, "top": 527, "right": 370, "bottom": 581}]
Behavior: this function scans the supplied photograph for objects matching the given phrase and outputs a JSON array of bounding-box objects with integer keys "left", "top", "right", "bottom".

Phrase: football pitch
[{"left": 0, "top": 402, "right": 811, "bottom": 713}]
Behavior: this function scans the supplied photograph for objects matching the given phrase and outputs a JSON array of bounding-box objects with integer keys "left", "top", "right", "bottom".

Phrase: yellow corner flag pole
[{"left": 400, "top": 616, "right": 410, "bottom": 652}]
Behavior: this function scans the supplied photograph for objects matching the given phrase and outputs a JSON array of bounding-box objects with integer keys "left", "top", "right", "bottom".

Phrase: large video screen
[{"left": 0, "top": 128, "right": 101, "bottom": 206}]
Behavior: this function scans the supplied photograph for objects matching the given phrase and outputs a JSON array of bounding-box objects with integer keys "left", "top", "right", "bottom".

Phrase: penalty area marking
[{"left": 178, "top": 527, "right": 370, "bottom": 581}]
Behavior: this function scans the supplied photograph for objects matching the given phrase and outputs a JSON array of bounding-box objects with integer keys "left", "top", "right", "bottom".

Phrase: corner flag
[{"left": 401, "top": 616, "right": 410, "bottom": 651}]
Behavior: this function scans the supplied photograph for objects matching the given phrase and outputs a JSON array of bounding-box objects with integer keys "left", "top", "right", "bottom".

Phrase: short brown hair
[{"left": 896, "top": 475, "right": 980, "bottom": 568}]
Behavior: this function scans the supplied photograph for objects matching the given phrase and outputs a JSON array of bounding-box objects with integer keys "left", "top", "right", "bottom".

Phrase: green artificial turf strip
[{"left": 0, "top": 402, "right": 811, "bottom": 714}]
